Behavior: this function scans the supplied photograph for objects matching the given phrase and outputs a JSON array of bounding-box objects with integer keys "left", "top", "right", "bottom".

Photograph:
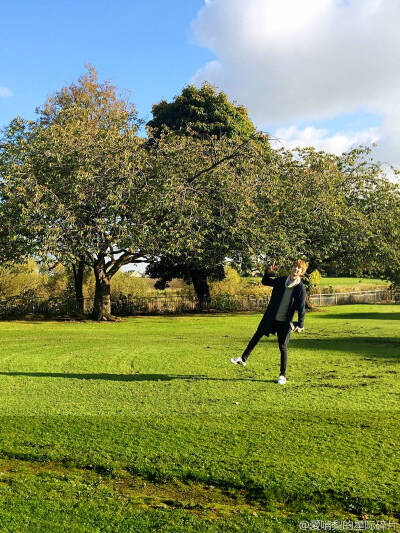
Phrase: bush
[
  {"left": 209, "top": 267, "right": 241, "bottom": 296},
  {"left": 0, "top": 260, "right": 42, "bottom": 299},
  {"left": 0, "top": 260, "right": 73, "bottom": 300},
  {"left": 309, "top": 269, "right": 322, "bottom": 286},
  {"left": 110, "top": 271, "right": 151, "bottom": 299},
  {"left": 39, "top": 263, "right": 71, "bottom": 298}
]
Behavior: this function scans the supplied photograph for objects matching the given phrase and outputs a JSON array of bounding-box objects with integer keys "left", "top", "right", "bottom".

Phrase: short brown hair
[{"left": 292, "top": 259, "right": 308, "bottom": 275}]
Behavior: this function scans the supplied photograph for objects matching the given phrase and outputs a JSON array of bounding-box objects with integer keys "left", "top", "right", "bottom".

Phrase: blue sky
[
  {"left": 0, "top": 0, "right": 214, "bottom": 127},
  {"left": 1, "top": 0, "right": 399, "bottom": 166}
]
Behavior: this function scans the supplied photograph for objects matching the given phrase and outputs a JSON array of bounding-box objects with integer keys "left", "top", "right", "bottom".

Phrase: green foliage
[
  {"left": 0, "top": 151, "right": 37, "bottom": 266},
  {"left": 0, "top": 260, "right": 71, "bottom": 300},
  {"left": 209, "top": 266, "right": 241, "bottom": 296},
  {"left": 39, "top": 262, "right": 72, "bottom": 298},
  {"left": 0, "top": 260, "right": 42, "bottom": 299},
  {"left": 23, "top": 65, "right": 149, "bottom": 264},
  {"left": 255, "top": 146, "right": 400, "bottom": 289},
  {"left": 148, "top": 83, "right": 256, "bottom": 139},
  {"left": 110, "top": 272, "right": 151, "bottom": 299},
  {"left": 209, "top": 267, "right": 271, "bottom": 299},
  {"left": 309, "top": 269, "right": 321, "bottom": 286}
]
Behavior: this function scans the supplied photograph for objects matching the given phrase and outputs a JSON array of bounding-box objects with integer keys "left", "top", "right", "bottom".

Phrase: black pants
[{"left": 241, "top": 320, "right": 289, "bottom": 376}]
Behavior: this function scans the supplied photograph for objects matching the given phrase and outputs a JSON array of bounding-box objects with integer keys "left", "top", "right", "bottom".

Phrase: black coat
[{"left": 256, "top": 271, "right": 306, "bottom": 340}]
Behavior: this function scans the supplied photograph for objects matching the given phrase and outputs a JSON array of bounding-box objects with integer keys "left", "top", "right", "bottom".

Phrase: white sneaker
[
  {"left": 277, "top": 375, "right": 286, "bottom": 385},
  {"left": 230, "top": 357, "right": 246, "bottom": 367}
]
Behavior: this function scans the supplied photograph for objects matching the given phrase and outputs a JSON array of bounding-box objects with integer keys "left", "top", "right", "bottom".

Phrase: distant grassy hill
[
  {"left": 320, "top": 277, "right": 389, "bottom": 287},
  {"left": 317, "top": 277, "right": 389, "bottom": 294},
  {"left": 247, "top": 276, "right": 389, "bottom": 296}
]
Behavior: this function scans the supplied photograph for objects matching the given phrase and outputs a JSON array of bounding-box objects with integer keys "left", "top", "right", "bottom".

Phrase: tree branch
[
  {"left": 105, "top": 251, "right": 145, "bottom": 278},
  {"left": 187, "top": 136, "right": 254, "bottom": 184}
]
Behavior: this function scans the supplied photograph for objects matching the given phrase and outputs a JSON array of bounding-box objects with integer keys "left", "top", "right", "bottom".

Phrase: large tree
[
  {"left": 255, "top": 145, "right": 400, "bottom": 289},
  {"left": 334, "top": 148, "right": 400, "bottom": 284},
  {"left": 0, "top": 67, "right": 158, "bottom": 320},
  {"left": 146, "top": 84, "right": 262, "bottom": 302},
  {"left": 145, "top": 131, "right": 272, "bottom": 303}
]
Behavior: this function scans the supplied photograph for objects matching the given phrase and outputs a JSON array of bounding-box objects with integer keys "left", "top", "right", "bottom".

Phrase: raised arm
[{"left": 261, "top": 264, "right": 279, "bottom": 287}]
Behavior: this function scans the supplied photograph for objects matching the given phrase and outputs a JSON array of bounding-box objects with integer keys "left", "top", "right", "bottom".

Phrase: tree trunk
[
  {"left": 92, "top": 267, "right": 115, "bottom": 321},
  {"left": 72, "top": 259, "right": 85, "bottom": 313},
  {"left": 305, "top": 293, "right": 315, "bottom": 311},
  {"left": 190, "top": 269, "right": 210, "bottom": 310}
]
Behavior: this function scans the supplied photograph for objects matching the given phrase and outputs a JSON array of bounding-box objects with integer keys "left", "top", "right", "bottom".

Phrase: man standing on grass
[{"left": 230, "top": 260, "right": 308, "bottom": 385}]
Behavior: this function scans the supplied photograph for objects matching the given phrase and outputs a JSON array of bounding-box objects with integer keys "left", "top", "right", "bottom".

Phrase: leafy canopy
[
  {"left": 148, "top": 83, "right": 256, "bottom": 139},
  {"left": 1, "top": 66, "right": 158, "bottom": 276}
]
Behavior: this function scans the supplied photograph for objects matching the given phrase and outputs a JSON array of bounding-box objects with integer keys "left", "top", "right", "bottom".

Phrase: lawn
[
  {"left": 249, "top": 276, "right": 389, "bottom": 295},
  {"left": 319, "top": 277, "right": 389, "bottom": 288},
  {"left": 0, "top": 305, "right": 399, "bottom": 532}
]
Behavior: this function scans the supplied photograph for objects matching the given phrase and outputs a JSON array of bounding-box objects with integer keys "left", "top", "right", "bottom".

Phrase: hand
[
  {"left": 294, "top": 326, "right": 304, "bottom": 333},
  {"left": 267, "top": 264, "right": 278, "bottom": 274}
]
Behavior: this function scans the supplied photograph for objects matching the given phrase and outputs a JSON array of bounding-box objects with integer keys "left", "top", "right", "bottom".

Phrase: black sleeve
[
  {"left": 297, "top": 285, "right": 306, "bottom": 328},
  {"left": 261, "top": 270, "right": 278, "bottom": 287}
]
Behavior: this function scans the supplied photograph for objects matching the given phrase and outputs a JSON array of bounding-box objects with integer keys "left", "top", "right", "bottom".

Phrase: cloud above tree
[{"left": 191, "top": 0, "right": 400, "bottom": 164}]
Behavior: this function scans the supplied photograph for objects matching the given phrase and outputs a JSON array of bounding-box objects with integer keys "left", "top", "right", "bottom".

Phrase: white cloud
[
  {"left": 272, "top": 125, "right": 379, "bottom": 155},
  {"left": 0, "top": 87, "right": 12, "bottom": 98},
  {"left": 191, "top": 0, "right": 400, "bottom": 165}
]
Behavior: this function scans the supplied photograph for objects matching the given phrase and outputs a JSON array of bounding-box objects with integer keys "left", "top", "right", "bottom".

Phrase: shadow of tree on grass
[
  {"left": 0, "top": 371, "right": 276, "bottom": 383},
  {"left": 293, "top": 336, "right": 400, "bottom": 361},
  {"left": 320, "top": 312, "right": 400, "bottom": 321}
]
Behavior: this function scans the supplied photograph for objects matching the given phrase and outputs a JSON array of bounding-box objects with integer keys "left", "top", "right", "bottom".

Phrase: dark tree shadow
[
  {"left": 293, "top": 336, "right": 400, "bottom": 360},
  {"left": 0, "top": 371, "right": 276, "bottom": 384},
  {"left": 321, "top": 312, "right": 400, "bottom": 321}
]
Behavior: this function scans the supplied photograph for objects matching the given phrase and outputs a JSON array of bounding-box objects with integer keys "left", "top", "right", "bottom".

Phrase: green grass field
[
  {"left": 250, "top": 276, "right": 389, "bottom": 294},
  {"left": 0, "top": 305, "right": 399, "bottom": 532}
]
